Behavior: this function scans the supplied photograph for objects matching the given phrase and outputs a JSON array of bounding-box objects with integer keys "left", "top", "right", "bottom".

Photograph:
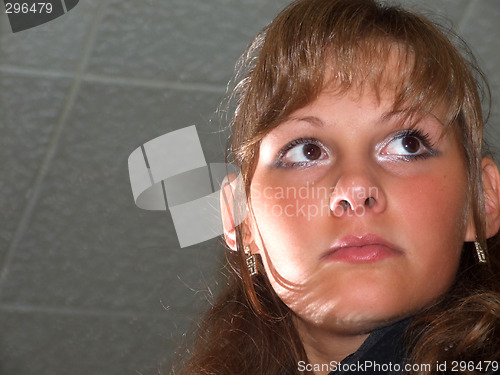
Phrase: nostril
[
  {"left": 339, "top": 200, "right": 351, "bottom": 210},
  {"left": 365, "top": 197, "right": 375, "bottom": 208}
]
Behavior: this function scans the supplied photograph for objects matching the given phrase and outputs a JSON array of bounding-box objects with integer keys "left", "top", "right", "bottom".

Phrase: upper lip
[{"left": 323, "top": 233, "right": 399, "bottom": 258}]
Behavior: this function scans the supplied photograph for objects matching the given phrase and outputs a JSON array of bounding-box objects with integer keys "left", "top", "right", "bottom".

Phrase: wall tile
[
  {"left": 0, "top": 73, "right": 72, "bottom": 259},
  {"left": 0, "top": 309, "right": 186, "bottom": 375},
  {"left": 0, "top": 1, "right": 100, "bottom": 72},
  {"left": 86, "top": 0, "right": 290, "bottom": 85},
  {"left": 394, "top": 0, "right": 471, "bottom": 25},
  {"left": 459, "top": 0, "right": 500, "bottom": 158},
  {"left": 0, "top": 82, "right": 227, "bottom": 315}
]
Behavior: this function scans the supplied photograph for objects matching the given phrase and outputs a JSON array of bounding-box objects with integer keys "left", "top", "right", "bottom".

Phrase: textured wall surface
[{"left": 0, "top": 1, "right": 499, "bottom": 374}]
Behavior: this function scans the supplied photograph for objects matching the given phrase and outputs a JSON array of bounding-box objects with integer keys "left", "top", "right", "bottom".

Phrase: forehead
[
  {"left": 279, "top": 87, "right": 446, "bottom": 137},
  {"left": 314, "top": 45, "right": 452, "bottom": 130}
]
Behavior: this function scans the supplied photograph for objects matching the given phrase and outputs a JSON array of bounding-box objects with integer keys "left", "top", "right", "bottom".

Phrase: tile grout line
[
  {"left": 0, "top": 65, "right": 228, "bottom": 94},
  {"left": 0, "top": 4, "right": 107, "bottom": 293},
  {"left": 0, "top": 65, "right": 75, "bottom": 79},
  {"left": 0, "top": 303, "right": 176, "bottom": 319},
  {"left": 83, "top": 72, "right": 227, "bottom": 94}
]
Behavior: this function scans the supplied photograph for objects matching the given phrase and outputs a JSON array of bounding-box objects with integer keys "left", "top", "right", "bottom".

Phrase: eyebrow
[
  {"left": 381, "top": 109, "right": 407, "bottom": 122},
  {"left": 381, "top": 109, "right": 445, "bottom": 129},
  {"left": 285, "top": 115, "right": 325, "bottom": 127},
  {"left": 286, "top": 112, "right": 408, "bottom": 129},
  {"left": 285, "top": 109, "right": 444, "bottom": 129}
]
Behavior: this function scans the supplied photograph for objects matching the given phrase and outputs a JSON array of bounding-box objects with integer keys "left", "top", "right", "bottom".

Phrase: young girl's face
[{"left": 248, "top": 84, "right": 474, "bottom": 335}]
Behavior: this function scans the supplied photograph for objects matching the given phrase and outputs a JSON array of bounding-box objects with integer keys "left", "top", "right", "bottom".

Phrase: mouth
[{"left": 322, "top": 233, "right": 402, "bottom": 264}]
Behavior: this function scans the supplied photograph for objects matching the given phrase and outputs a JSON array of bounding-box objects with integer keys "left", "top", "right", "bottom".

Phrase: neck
[{"left": 294, "top": 317, "right": 370, "bottom": 375}]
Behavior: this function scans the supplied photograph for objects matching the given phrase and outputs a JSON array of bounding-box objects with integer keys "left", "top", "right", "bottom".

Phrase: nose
[{"left": 329, "top": 171, "right": 386, "bottom": 217}]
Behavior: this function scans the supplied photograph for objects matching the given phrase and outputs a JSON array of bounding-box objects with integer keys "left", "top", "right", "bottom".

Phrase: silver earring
[
  {"left": 244, "top": 246, "right": 258, "bottom": 276},
  {"left": 474, "top": 240, "right": 487, "bottom": 263}
]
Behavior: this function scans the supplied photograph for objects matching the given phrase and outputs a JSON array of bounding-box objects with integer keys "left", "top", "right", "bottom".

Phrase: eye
[
  {"left": 286, "top": 143, "right": 322, "bottom": 162},
  {"left": 387, "top": 135, "right": 423, "bottom": 155},
  {"left": 275, "top": 138, "right": 328, "bottom": 168},
  {"left": 380, "top": 129, "right": 439, "bottom": 160}
]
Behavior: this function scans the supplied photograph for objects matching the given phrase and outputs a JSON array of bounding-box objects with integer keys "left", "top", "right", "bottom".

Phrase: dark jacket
[{"left": 328, "top": 318, "right": 499, "bottom": 375}]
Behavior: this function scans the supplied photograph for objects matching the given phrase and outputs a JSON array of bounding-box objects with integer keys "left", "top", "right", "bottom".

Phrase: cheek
[
  {"left": 392, "top": 172, "right": 466, "bottom": 282},
  {"left": 395, "top": 171, "right": 467, "bottom": 235},
  {"left": 249, "top": 179, "right": 329, "bottom": 277}
]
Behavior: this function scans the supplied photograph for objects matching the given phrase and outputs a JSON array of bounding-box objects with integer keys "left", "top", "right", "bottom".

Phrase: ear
[
  {"left": 482, "top": 157, "right": 500, "bottom": 238},
  {"left": 220, "top": 173, "right": 251, "bottom": 250},
  {"left": 220, "top": 174, "right": 238, "bottom": 250}
]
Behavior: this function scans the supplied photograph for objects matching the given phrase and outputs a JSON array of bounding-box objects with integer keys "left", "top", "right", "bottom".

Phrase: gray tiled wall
[{"left": 1, "top": 1, "right": 499, "bottom": 374}]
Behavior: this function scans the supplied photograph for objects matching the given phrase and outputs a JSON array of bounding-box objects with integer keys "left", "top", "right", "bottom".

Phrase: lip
[{"left": 322, "top": 234, "right": 401, "bottom": 264}]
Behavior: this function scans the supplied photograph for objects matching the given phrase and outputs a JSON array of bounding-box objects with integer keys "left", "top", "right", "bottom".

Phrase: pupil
[
  {"left": 402, "top": 136, "right": 420, "bottom": 153},
  {"left": 303, "top": 144, "right": 321, "bottom": 160}
]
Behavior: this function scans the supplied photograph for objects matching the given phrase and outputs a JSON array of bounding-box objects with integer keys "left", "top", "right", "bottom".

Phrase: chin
[
  {"left": 320, "top": 308, "right": 413, "bottom": 335},
  {"left": 304, "top": 292, "right": 422, "bottom": 334}
]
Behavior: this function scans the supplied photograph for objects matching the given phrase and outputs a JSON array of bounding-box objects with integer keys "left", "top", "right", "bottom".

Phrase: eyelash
[{"left": 274, "top": 129, "right": 439, "bottom": 169}]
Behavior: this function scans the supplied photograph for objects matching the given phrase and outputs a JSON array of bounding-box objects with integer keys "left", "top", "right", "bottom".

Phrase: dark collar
[{"left": 328, "top": 318, "right": 411, "bottom": 375}]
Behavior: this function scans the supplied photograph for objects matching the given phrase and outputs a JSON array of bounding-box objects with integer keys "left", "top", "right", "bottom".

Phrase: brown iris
[
  {"left": 402, "top": 136, "right": 421, "bottom": 154},
  {"left": 303, "top": 144, "right": 322, "bottom": 160}
]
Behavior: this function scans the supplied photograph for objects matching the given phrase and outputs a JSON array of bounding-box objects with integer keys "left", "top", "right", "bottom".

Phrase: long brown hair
[{"left": 172, "top": 1, "right": 500, "bottom": 374}]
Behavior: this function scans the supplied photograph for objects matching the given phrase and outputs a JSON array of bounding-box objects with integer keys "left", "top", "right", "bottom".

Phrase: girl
[{"left": 173, "top": 0, "right": 500, "bottom": 373}]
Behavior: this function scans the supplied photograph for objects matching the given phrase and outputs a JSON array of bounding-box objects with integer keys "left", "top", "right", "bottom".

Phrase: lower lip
[{"left": 324, "top": 245, "right": 399, "bottom": 263}]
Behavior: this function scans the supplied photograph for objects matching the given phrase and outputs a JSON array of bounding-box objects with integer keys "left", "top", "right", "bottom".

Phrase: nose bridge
[{"left": 329, "top": 157, "right": 385, "bottom": 215}]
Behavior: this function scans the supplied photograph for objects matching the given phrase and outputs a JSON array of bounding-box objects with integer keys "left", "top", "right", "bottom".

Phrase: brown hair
[{"left": 172, "top": 0, "right": 500, "bottom": 374}]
